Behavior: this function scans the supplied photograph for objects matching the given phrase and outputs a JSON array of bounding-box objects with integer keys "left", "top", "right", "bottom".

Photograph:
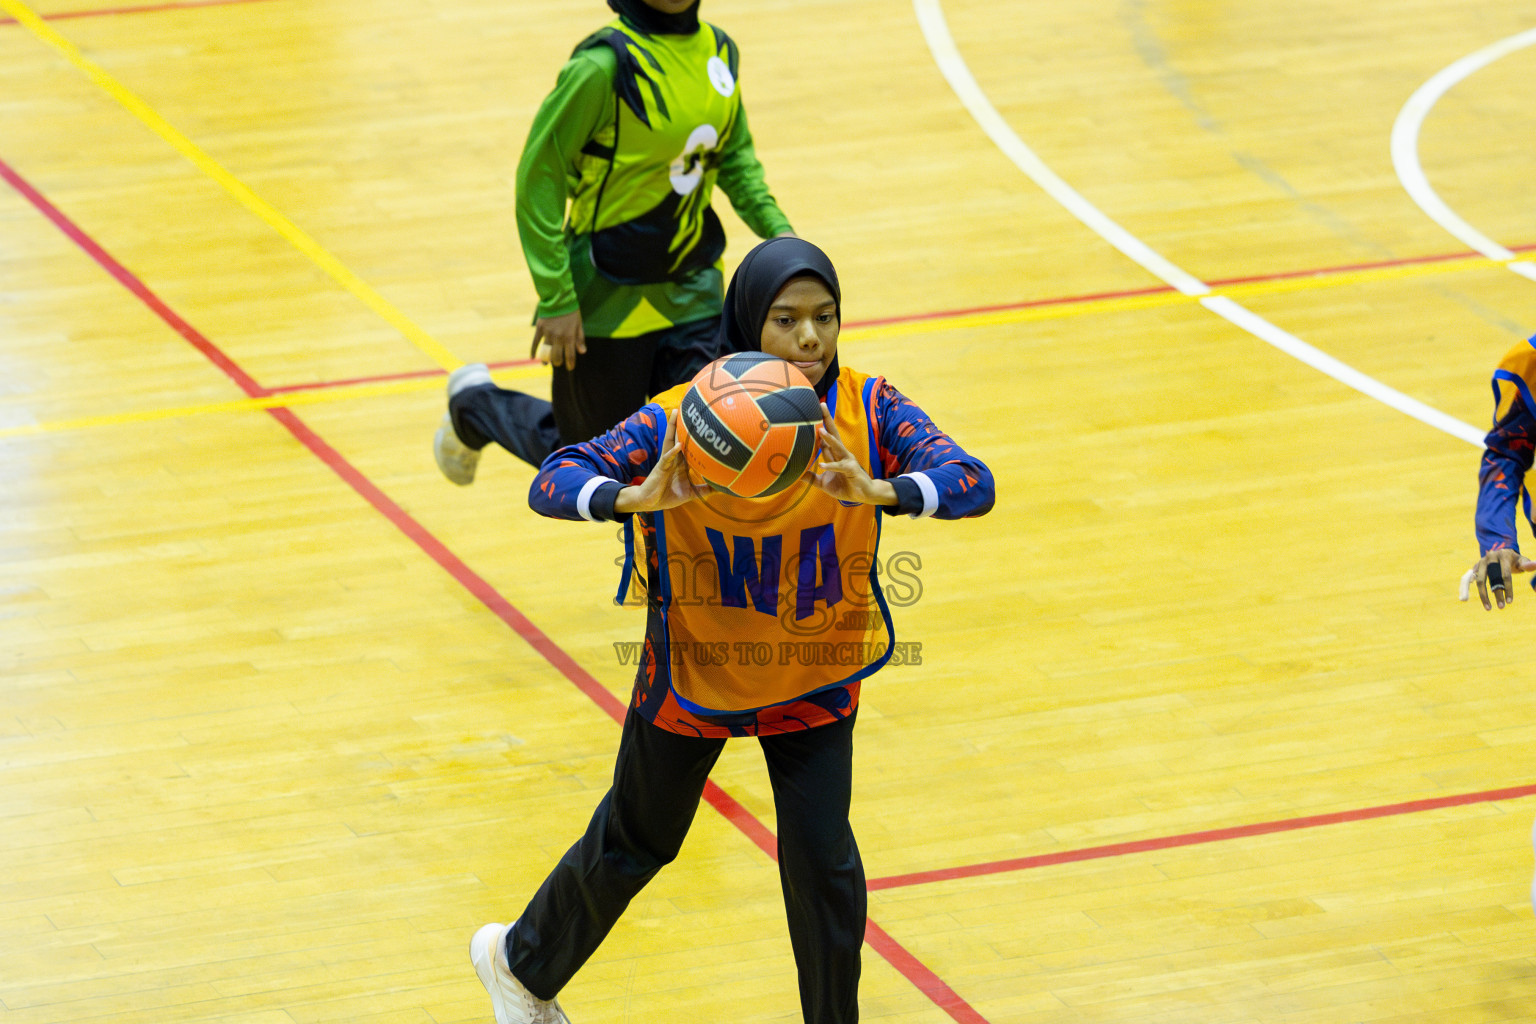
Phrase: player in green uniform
[{"left": 435, "top": 0, "right": 793, "bottom": 483}]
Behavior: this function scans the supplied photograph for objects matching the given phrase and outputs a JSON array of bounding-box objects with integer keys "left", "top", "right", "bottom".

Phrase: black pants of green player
[
  {"left": 449, "top": 317, "right": 722, "bottom": 467},
  {"left": 502, "top": 708, "right": 866, "bottom": 1024}
]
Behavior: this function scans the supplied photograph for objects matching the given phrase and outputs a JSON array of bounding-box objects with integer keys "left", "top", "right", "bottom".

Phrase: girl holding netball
[{"left": 469, "top": 237, "right": 994, "bottom": 1024}]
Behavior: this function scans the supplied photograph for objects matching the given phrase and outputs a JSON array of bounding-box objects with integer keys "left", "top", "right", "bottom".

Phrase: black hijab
[
  {"left": 717, "top": 236, "right": 842, "bottom": 397},
  {"left": 606, "top": 0, "right": 700, "bottom": 35}
]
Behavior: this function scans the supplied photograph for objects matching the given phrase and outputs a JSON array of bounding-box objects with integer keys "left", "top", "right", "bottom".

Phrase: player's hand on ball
[
  {"left": 807, "top": 404, "right": 897, "bottom": 506},
  {"left": 614, "top": 410, "right": 709, "bottom": 514},
  {"left": 1460, "top": 547, "right": 1536, "bottom": 610}
]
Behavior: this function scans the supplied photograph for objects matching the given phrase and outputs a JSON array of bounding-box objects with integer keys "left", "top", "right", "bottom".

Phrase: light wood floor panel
[
  {"left": 942, "top": 0, "right": 1536, "bottom": 277},
  {"left": 870, "top": 809, "right": 1532, "bottom": 1021}
]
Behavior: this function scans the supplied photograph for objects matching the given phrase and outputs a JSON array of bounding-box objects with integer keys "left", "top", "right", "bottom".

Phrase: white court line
[
  {"left": 1390, "top": 26, "right": 1536, "bottom": 285},
  {"left": 912, "top": 0, "right": 1485, "bottom": 448}
]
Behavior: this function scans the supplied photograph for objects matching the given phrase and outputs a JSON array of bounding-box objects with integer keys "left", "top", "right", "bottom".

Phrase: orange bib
[{"left": 646, "top": 367, "right": 896, "bottom": 715}]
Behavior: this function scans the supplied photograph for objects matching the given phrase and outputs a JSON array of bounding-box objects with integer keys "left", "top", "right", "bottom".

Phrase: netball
[{"left": 677, "top": 352, "right": 823, "bottom": 498}]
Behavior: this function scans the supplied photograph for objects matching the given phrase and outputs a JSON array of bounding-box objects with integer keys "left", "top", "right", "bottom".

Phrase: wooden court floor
[{"left": 3, "top": 0, "right": 1536, "bottom": 1021}]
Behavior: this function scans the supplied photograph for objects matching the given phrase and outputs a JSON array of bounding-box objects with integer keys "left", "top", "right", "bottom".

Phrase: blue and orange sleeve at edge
[
  {"left": 1476, "top": 338, "right": 1536, "bottom": 560},
  {"left": 528, "top": 404, "right": 665, "bottom": 521},
  {"left": 871, "top": 379, "right": 995, "bottom": 520}
]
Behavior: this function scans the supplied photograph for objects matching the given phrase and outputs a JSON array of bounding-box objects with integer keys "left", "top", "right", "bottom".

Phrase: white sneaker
[
  {"left": 435, "top": 413, "right": 481, "bottom": 485},
  {"left": 470, "top": 922, "right": 572, "bottom": 1024},
  {"left": 435, "top": 364, "right": 493, "bottom": 485}
]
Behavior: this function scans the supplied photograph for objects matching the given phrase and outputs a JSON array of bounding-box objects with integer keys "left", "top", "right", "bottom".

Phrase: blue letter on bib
[
  {"left": 707, "top": 529, "right": 781, "bottom": 615},
  {"left": 795, "top": 524, "right": 842, "bottom": 620}
]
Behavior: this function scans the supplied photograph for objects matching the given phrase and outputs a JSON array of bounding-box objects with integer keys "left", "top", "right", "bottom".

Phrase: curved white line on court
[
  {"left": 912, "top": 0, "right": 1485, "bottom": 447},
  {"left": 1390, "top": 27, "right": 1536, "bottom": 284}
]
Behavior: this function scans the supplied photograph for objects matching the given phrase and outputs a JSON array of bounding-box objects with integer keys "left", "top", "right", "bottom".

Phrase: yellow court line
[
  {"left": 0, "top": 378, "right": 439, "bottom": 440},
  {"left": 7, "top": 0, "right": 1531, "bottom": 395},
  {"left": 844, "top": 249, "right": 1528, "bottom": 342},
  {"left": 0, "top": 0, "right": 462, "bottom": 373},
  {"left": 5, "top": 247, "right": 1526, "bottom": 438},
  {"left": 1221, "top": 251, "right": 1533, "bottom": 299},
  {"left": 0, "top": 361, "right": 553, "bottom": 440},
  {"left": 9, "top": 244, "right": 1522, "bottom": 439},
  {"left": 1, "top": 5, "right": 1526, "bottom": 448},
  {"left": 843, "top": 289, "right": 1191, "bottom": 342}
]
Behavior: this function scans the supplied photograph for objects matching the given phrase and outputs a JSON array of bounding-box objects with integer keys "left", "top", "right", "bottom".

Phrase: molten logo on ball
[
  {"left": 682, "top": 400, "right": 735, "bottom": 459},
  {"left": 678, "top": 352, "right": 822, "bottom": 498}
]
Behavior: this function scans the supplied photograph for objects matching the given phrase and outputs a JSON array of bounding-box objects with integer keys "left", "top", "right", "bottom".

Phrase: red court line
[
  {"left": 1204, "top": 241, "right": 1536, "bottom": 288},
  {"left": 0, "top": 0, "right": 278, "bottom": 25},
  {"left": 0, "top": 158, "right": 265, "bottom": 397},
  {"left": 867, "top": 782, "right": 1536, "bottom": 892},
  {"left": 263, "top": 358, "right": 539, "bottom": 396},
  {"left": 847, "top": 242, "right": 1536, "bottom": 329},
  {"left": 258, "top": 240, "right": 1536, "bottom": 398},
  {"left": 865, "top": 919, "right": 989, "bottom": 1024},
  {"left": 845, "top": 283, "right": 1173, "bottom": 329},
  {"left": 0, "top": 155, "right": 988, "bottom": 1024},
  {"left": 0, "top": 154, "right": 627, "bottom": 724}
]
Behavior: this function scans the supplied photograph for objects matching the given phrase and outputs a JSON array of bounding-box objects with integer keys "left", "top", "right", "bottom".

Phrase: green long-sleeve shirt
[{"left": 515, "top": 25, "right": 792, "bottom": 337}]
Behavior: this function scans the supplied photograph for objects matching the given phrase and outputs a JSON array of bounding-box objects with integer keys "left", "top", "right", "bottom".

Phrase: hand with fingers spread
[
  {"left": 806, "top": 404, "right": 898, "bottom": 506},
  {"left": 1459, "top": 547, "right": 1536, "bottom": 609},
  {"left": 532, "top": 310, "right": 586, "bottom": 369},
  {"left": 613, "top": 410, "right": 710, "bottom": 515}
]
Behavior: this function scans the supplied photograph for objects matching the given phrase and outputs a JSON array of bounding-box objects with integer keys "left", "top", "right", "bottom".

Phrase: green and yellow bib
[{"left": 569, "top": 22, "right": 742, "bottom": 286}]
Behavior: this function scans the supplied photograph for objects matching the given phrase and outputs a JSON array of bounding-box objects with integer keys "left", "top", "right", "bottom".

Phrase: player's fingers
[
  {"left": 552, "top": 336, "right": 577, "bottom": 368},
  {"left": 1471, "top": 558, "right": 1494, "bottom": 608},
  {"left": 1490, "top": 559, "right": 1510, "bottom": 606},
  {"left": 816, "top": 424, "right": 848, "bottom": 460},
  {"left": 662, "top": 408, "right": 679, "bottom": 454},
  {"left": 1459, "top": 567, "right": 1475, "bottom": 602}
]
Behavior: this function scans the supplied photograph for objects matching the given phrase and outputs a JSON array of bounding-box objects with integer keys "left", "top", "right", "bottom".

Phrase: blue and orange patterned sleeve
[
  {"left": 1476, "top": 393, "right": 1535, "bottom": 557},
  {"left": 871, "top": 379, "right": 995, "bottom": 520},
  {"left": 528, "top": 403, "right": 666, "bottom": 522},
  {"left": 1475, "top": 337, "right": 1536, "bottom": 558}
]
